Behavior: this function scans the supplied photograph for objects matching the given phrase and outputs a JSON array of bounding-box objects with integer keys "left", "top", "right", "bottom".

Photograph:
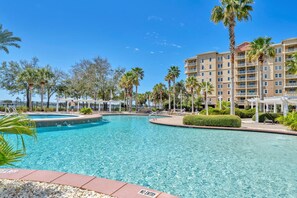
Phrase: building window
[
  {"left": 201, "top": 72, "right": 204, "bottom": 76},
  {"left": 264, "top": 82, "right": 268, "bottom": 86},
  {"left": 228, "top": 77, "right": 230, "bottom": 81},
  {"left": 264, "top": 66, "right": 268, "bottom": 71},
  {"left": 228, "top": 91, "right": 230, "bottom": 95},
  {"left": 228, "top": 98, "right": 230, "bottom": 101},
  {"left": 209, "top": 72, "right": 212, "bottom": 75},
  {"left": 264, "top": 74, "right": 268, "bottom": 79},
  {"left": 278, "top": 48, "right": 282, "bottom": 53},
  {"left": 279, "top": 89, "right": 282, "bottom": 93},
  {"left": 209, "top": 58, "right": 212, "bottom": 62},
  {"left": 228, "top": 70, "right": 230, "bottom": 74},
  {"left": 278, "top": 57, "right": 282, "bottom": 62},
  {"left": 279, "top": 81, "right": 282, "bottom": 85},
  {"left": 279, "top": 74, "right": 282, "bottom": 78},
  {"left": 202, "top": 79, "right": 204, "bottom": 82},
  {"left": 264, "top": 90, "right": 268, "bottom": 94},
  {"left": 228, "top": 84, "right": 230, "bottom": 88},
  {"left": 275, "top": 90, "right": 279, "bottom": 94},
  {"left": 227, "top": 55, "right": 230, "bottom": 59},
  {"left": 275, "top": 82, "right": 278, "bottom": 86},
  {"left": 209, "top": 78, "right": 212, "bottom": 82},
  {"left": 201, "top": 59, "right": 204, "bottom": 63},
  {"left": 201, "top": 65, "right": 204, "bottom": 70},
  {"left": 209, "top": 65, "right": 212, "bottom": 69},
  {"left": 228, "top": 62, "right": 230, "bottom": 67}
]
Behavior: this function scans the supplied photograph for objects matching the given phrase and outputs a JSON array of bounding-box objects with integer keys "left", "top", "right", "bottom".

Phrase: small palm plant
[{"left": 0, "top": 115, "right": 36, "bottom": 166}]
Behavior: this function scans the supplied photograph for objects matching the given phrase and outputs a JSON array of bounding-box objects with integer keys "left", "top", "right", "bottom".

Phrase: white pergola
[
  {"left": 247, "top": 96, "right": 297, "bottom": 122},
  {"left": 56, "top": 98, "right": 123, "bottom": 113}
]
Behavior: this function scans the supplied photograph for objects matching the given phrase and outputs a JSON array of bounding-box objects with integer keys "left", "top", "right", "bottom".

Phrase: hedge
[
  {"left": 252, "top": 113, "right": 281, "bottom": 123},
  {"left": 80, "top": 107, "right": 93, "bottom": 115},
  {"left": 199, "top": 108, "right": 255, "bottom": 118},
  {"left": 183, "top": 115, "right": 241, "bottom": 128}
]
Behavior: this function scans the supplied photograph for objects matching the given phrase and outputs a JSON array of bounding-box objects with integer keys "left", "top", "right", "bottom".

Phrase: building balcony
[
  {"left": 285, "top": 48, "right": 297, "bottom": 53},
  {"left": 237, "top": 63, "right": 245, "bottom": 67},
  {"left": 237, "top": 100, "right": 245, "bottom": 104},
  {"left": 237, "top": 71, "right": 246, "bottom": 75},
  {"left": 247, "top": 85, "right": 256, "bottom": 88},
  {"left": 236, "top": 55, "right": 245, "bottom": 60},
  {"left": 185, "top": 69, "right": 197, "bottom": 74},
  {"left": 246, "top": 70, "right": 256, "bottom": 74},
  {"left": 285, "top": 83, "right": 297, "bottom": 87},
  {"left": 246, "top": 62, "right": 256, "bottom": 66},
  {"left": 286, "top": 57, "right": 295, "bottom": 61},
  {"left": 286, "top": 74, "right": 297, "bottom": 79},
  {"left": 186, "top": 63, "right": 196, "bottom": 67},
  {"left": 286, "top": 91, "right": 297, "bottom": 96},
  {"left": 236, "top": 85, "right": 246, "bottom": 89},
  {"left": 246, "top": 77, "right": 256, "bottom": 81}
]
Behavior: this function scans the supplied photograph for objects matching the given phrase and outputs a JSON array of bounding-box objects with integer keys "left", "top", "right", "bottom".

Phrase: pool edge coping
[
  {"left": 149, "top": 117, "right": 297, "bottom": 136},
  {"left": 0, "top": 168, "right": 178, "bottom": 198}
]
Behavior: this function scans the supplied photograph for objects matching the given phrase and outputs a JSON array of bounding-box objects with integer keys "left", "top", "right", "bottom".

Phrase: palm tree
[
  {"left": 211, "top": 0, "right": 254, "bottom": 115},
  {"left": 18, "top": 68, "right": 38, "bottom": 111},
  {"left": 247, "top": 37, "right": 276, "bottom": 110},
  {"left": 145, "top": 91, "right": 152, "bottom": 107},
  {"left": 198, "top": 82, "right": 214, "bottom": 114},
  {"left": 186, "top": 76, "right": 199, "bottom": 113},
  {"left": 131, "top": 67, "right": 144, "bottom": 112},
  {"left": 0, "top": 115, "right": 36, "bottom": 166},
  {"left": 168, "top": 66, "right": 180, "bottom": 112},
  {"left": 286, "top": 52, "right": 297, "bottom": 74},
  {"left": 153, "top": 83, "right": 166, "bottom": 109},
  {"left": 119, "top": 71, "right": 136, "bottom": 112},
  {"left": 38, "top": 67, "right": 54, "bottom": 111},
  {"left": 165, "top": 72, "right": 174, "bottom": 111},
  {"left": 0, "top": 24, "right": 21, "bottom": 54}
]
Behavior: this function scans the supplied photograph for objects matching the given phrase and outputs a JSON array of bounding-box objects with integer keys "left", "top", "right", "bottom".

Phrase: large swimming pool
[
  {"left": 9, "top": 115, "right": 297, "bottom": 197},
  {"left": 0, "top": 114, "right": 78, "bottom": 120}
]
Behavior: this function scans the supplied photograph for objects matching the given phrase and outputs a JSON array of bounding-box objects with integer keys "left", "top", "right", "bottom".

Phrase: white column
[
  {"left": 98, "top": 102, "right": 101, "bottom": 112},
  {"left": 56, "top": 100, "right": 59, "bottom": 112},
  {"left": 251, "top": 101, "right": 254, "bottom": 109},
  {"left": 119, "top": 102, "right": 121, "bottom": 112},
  {"left": 266, "top": 104, "right": 269, "bottom": 112},
  {"left": 255, "top": 98, "right": 259, "bottom": 123},
  {"left": 109, "top": 101, "right": 112, "bottom": 112},
  {"left": 263, "top": 103, "right": 266, "bottom": 113},
  {"left": 274, "top": 103, "right": 277, "bottom": 113},
  {"left": 77, "top": 101, "right": 80, "bottom": 113},
  {"left": 284, "top": 100, "right": 288, "bottom": 117},
  {"left": 66, "top": 101, "right": 69, "bottom": 113},
  {"left": 88, "top": 102, "right": 90, "bottom": 108}
]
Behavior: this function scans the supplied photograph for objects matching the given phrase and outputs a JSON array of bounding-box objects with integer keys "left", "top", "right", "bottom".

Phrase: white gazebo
[
  {"left": 56, "top": 98, "right": 123, "bottom": 113},
  {"left": 247, "top": 96, "right": 297, "bottom": 122}
]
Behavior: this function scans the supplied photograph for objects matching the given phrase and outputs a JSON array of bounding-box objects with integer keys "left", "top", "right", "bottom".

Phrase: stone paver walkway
[{"left": 150, "top": 116, "right": 297, "bottom": 136}]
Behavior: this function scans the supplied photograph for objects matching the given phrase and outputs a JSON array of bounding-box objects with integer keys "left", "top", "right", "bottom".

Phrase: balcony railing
[
  {"left": 186, "top": 63, "right": 196, "bottom": 67},
  {"left": 185, "top": 69, "right": 197, "bottom": 73},
  {"left": 247, "top": 85, "right": 256, "bottom": 88},
  {"left": 237, "top": 63, "right": 245, "bottom": 67},
  {"left": 236, "top": 55, "right": 245, "bottom": 59},
  {"left": 236, "top": 93, "right": 246, "bottom": 96},
  {"left": 286, "top": 74, "right": 297, "bottom": 79},
  {"left": 286, "top": 48, "right": 297, "bottom": 53},
  {"left": 238, "top": 78, "right": 246, "bottom": 82},
  {"left": 237, "top": 85, "right": 246, "bottom": 88},
  {"left": 285, "top": 83, "right": 297, "bottom": 87},
  {"left": 247, "top": 70, "right": 256, "bottom": 74},
  {"left": 247, "top": 77, "right": 256, "bottom": 81},
  {"left": 246, "top": 62, "right": 256, "bottom": 66},
  {"left": 287, "top": 91, "right": 297, "bottom": 96}
]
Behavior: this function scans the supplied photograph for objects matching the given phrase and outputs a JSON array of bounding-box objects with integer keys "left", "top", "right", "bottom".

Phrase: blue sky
[{"left": 0, "top": 0, "right": 296, "bottom": 100}]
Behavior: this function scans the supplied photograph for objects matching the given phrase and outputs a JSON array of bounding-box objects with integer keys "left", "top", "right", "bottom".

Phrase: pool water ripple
[{"left": 7, "top": 115, "right": 297, "bottom": 197}]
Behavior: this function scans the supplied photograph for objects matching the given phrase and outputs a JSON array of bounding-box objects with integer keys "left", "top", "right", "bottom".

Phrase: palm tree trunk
[
  {"left": 228, "top": 20, "right": 236, "bottom": 115},
  {"left": 259, "top": 59, "right": 264, "bottom": 111},
  {"left": 41, "top": 84, "right": 44, "bottom": 111},
  {"left": 160, "top": 92, "right": 163, "bottom": 109},
  {"left": 26, "top": 88, "right": 30, "bottom": 108},
  {"left": 191, "top": 90, "right": 194, "bottom": 113},
  {"left": 135, "top": 86, "right": 138, "bottom": 112},
  {"left": 129, "top": 89, "right": 132, "bottom": 112},
  {"left": 29, "top": 86, "right": 33, "bottom": 112},
  {"left": 168, "top": 82, "right": 171, "bottom": 110},
  {"left": 173, "top": 79, "right": 176, "bottom": 112}
]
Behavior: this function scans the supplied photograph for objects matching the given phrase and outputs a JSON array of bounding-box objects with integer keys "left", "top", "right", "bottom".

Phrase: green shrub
[
  {"left": 16, "top": 106, "right": 28, "bottom": 113},
  {"left": 199, "top": 108, "right": 255, "bottom": 118},
  {"left": 252, "top": 113, "right": 281, "bottom": 122},
  {"left": 80, "top": 107, "right": 93, "bottom": 115},
  {"left": 183, "top": 115, "right": 241, "bottom": 128}
]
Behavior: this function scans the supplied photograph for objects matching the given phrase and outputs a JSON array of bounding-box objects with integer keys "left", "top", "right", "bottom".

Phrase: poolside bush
[
  {"left": 199, "top": 108, "right": 255, "bottom": 118},
  {"left": 252, "top": 113, "right": 281, "bottom": 123},
  {"left": 276, "top": 112, "right": 297, "bottom": 131},
  {"left": 80, "top": 107, "right": 93, "bottom": 115},
  {"left": 183, "top": 115, "right": 241, "bottom": 128}
]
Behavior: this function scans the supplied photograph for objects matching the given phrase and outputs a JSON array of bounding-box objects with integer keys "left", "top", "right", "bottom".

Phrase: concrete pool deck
[
  {"left": 149, "top": 116, "right": 297, "bottom": 136},
  {"left": 0, "top": 169, "right": 177, "bottom": 198}
]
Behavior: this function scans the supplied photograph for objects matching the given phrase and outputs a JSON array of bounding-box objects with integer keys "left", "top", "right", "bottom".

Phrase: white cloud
[
  {"left": 150, "top": 51, "right": 155, "bottom": 54},
  {"left": 134, "top": 48, "right": 139, "bottom": 51},
  {"left": 147, "top": 15, "right": 163, "bottom": 22}
]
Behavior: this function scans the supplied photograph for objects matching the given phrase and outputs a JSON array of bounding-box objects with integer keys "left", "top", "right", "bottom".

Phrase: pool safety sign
[{"left": 138, "top": 189, "right": 158, "bottom": 197}]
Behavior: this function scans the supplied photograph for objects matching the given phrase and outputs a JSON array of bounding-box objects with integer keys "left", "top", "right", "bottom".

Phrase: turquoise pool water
[{"left": 9, "top": 116, "right": 297, "bottom": 197}]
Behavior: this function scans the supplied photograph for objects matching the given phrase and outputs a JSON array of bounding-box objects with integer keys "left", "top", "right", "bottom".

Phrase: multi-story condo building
[{"left": 184, "top": 38, "right": 297, "bottom": 108}]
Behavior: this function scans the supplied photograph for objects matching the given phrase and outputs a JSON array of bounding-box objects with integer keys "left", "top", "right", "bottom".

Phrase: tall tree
[
  {"left": 165, "top": 72, "right": 174, "bottom": 111},
  {"left": 153, "top": 83, "right": 166, "bottom": 109},
  {"left": 37, "top": 66, "right": 54, "bottom": 111},
  {"left": 247, "top": 37, "right": 275, "bottom": 110},
  {"left": 131, "top": 67, "right": 144, "bottom": 112},
  {"left": 286, "top": 52, "right": 297, "bottom": 74},
  {"left": 186, "top": 76, "right": 199, "bottom": 113},
  {"left": 168, "top": 66, "right": 180, "bottom": 112},
  {"left": 18, "top": 68, "right": 38, "bottom": 111},
  {"left": 0, "top": 24, "right": 21, "bottom": 54},
  {"left": 120, "top": 71, "right": 136, "bottom": 112},
  {"left": 211, "top": 0, "right": 254, "bottom": 115}
]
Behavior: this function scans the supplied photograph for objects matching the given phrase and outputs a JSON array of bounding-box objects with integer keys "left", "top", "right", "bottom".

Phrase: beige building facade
[{"left": 184, "top": 38, "right": 297, "bottom": 108}]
